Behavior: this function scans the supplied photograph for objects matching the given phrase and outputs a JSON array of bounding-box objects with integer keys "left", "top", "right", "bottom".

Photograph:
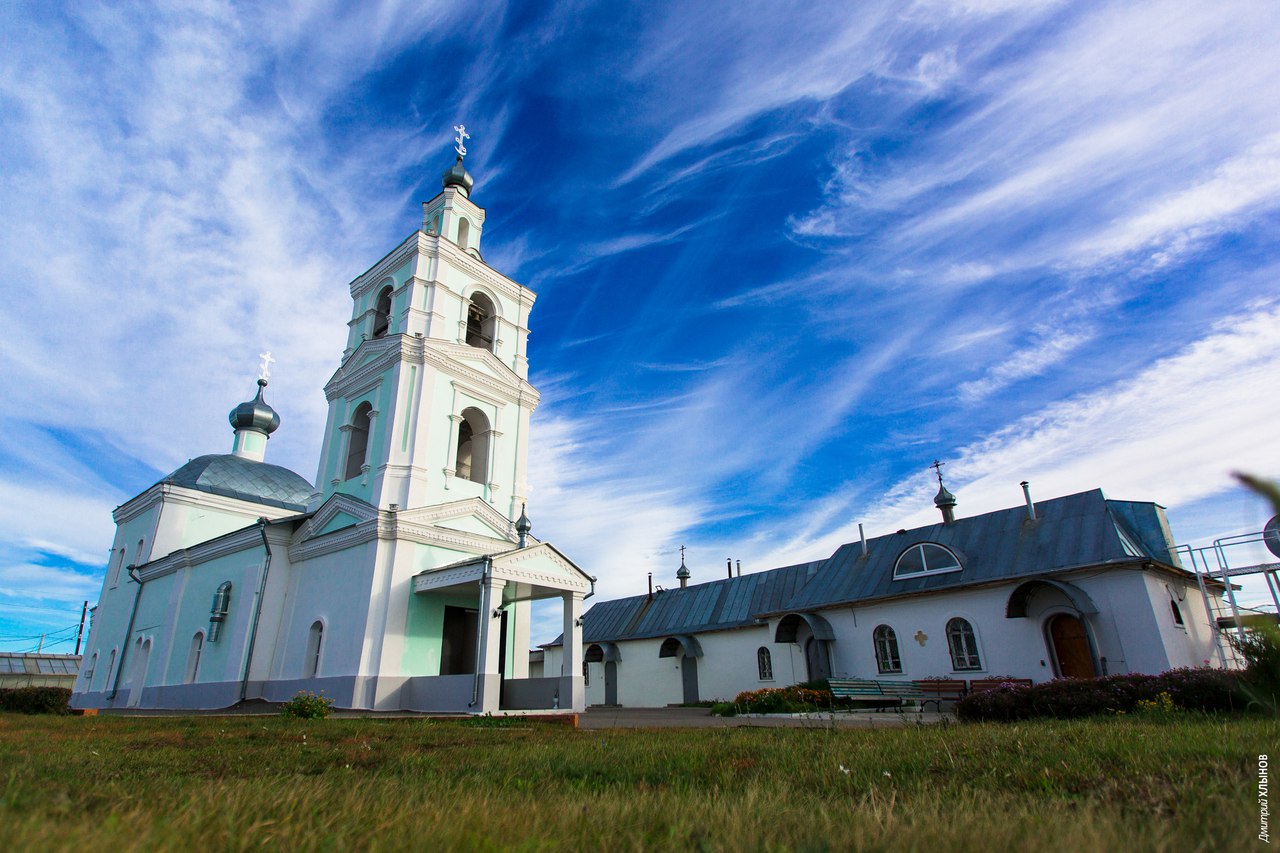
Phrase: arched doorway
[
  {"left": 804, "top": 636, "right": 832, "bottom": 682},
  {"left": 659, "top": 636, "right": 701, "bottom": 704},
  {"left": 1046, "top": 614, "right": 1095, "bottom": 678}
]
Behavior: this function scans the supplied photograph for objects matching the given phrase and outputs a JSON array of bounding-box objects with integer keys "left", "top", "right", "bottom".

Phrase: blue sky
[{"left": 2, "top": 0, "right": 1279, "bottom": 652}]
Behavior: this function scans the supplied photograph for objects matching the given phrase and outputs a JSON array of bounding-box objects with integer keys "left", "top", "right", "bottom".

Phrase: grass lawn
[{"left": 0, "top": 712, "right": 1273, "bottom": 851}]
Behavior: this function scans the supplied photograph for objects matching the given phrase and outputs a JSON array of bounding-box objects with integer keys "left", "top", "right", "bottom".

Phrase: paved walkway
[{"left": 578, "top": 706, "right": 951, "bottom": 729}]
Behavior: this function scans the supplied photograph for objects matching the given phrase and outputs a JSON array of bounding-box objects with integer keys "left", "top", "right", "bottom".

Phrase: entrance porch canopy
[
  {"left": 411, "top": 542, "right": 595, "bottom": 714},
  {"left": 412, "top": 542, "right": 594, "bottom": 601}
]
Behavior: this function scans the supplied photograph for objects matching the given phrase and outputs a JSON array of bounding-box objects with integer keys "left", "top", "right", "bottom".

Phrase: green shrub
[
  {"left": 0, "top": 687, "right": 72, "bottom": 715},
  {"left": 279, "top": 690, "right": 334, "bottom": 719},
  {"left": 727, "top": 685, "right": 835, "bottom": 714},
  {"left": 956, "top": 668, "right": 1243, "bottom": 722}
]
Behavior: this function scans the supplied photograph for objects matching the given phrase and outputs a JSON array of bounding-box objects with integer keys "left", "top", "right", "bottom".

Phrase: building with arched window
[
  {"left": 543, "top": 485, "right": 1229, "bottom": 707},
  {"left": 72, "top": 146, "right": 592, "bottom": 716}
]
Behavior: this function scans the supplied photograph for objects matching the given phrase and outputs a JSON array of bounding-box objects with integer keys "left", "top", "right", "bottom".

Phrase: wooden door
[
  {"left": 805, "top": 637, "right": 832, "bottom": 682},
  {"left": 1048, "top": 614, "right": 1095, "bottom": 678}
]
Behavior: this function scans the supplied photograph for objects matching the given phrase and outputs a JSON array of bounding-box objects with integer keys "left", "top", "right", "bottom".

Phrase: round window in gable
[{"left": 893, "top": 543, "right": 962, "bottom": 579}]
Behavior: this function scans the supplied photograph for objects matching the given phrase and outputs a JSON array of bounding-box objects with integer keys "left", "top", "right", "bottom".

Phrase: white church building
[
  {"left": 72, "top": 141, "right": 593, "bottom": 714},
  {"left": 542, "top": 482, "right": 1228, "bottom": 708}
]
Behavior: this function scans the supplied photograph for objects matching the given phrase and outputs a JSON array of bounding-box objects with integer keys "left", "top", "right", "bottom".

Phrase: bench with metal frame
[{"left": 828, "top": 678, "right": 926, "bottom": 710}]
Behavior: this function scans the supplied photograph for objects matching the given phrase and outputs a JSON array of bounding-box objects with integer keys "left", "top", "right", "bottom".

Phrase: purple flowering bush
[{"left": 955, "top": 668, "right": 1243, "bottom": 722}]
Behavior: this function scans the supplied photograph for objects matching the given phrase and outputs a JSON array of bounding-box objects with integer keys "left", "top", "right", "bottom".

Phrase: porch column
[
  {"left": 476, "top": 576, "right": 507, "bottom": 713},
  {"left": 560, "top": 591, "right": 584, "bottom": 712}
]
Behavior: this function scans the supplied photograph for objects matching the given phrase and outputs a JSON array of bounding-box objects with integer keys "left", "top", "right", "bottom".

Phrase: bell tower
[{"left": 313, "top": 128, "right": 538, "bottom": 521}]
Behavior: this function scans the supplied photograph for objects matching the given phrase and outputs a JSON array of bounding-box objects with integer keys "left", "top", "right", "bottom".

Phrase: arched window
[
  {"left": 757, "top": 647, "right": 773, "bottom": 681},
  {"left": 344, "top": 402, "right": 372, "bottom": 481},
  {"left": 105, "top": 648, "right": 117, "bottom": 686},
  {"left": 186, "top": 632, "right": 204, "bottom": 683},
  {"left": 371, "top": 285, "right": 393, "bottom": 338},
  {"left": 873, "top": 625, "right": 902, "bottom": 674},
  {"left": 209, "top": 582, "right": 232, "bottom": 643},
  {"left": 84, "top": 651, "right": 98, "bottom": 686},
  {"left": 305, "top": 620, "right": 324, "bottom": 678},
  {"left": 109, "top": 548, "right": 125, "bottom": 586},
  {"left": 456, "top": 218, "right": 470, "bottom": 250},
  {"left": 455, "top": 407, "right": 491, "bottom": 485},
  {"left": 1171, "top": 600, "right": 1184, "bottom": 626},
  {"left": 465, "top": 292, "right": 497, "bottom": 350},
  {"left": 946, "top": 618, "right": 982, "bottom": 671},
  {"left": 133, "top": 539, "right": 146, "bottom": 570},
  {"left": 893, "top": 543, "right": 962, "bottom": 579}
]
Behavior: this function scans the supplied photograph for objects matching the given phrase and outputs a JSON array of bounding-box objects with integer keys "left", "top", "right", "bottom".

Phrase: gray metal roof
[
  {"left": 546, "top": 560, "right": 823, "bottom": 648},
  {"left": 162, "top": 454, "right": 313, "bottom": 511},
  {"left": 553, "top": 489, "right": 1178, "bottom": 647},
  {"left": 782, "top": 489, "right": 1168, "bottom": 612}
]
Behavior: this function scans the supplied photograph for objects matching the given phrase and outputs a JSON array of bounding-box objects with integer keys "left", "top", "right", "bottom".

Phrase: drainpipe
[
  {"left": 239, "top": 518, "right": 273, "bottom": 703},
  {"left": 585, "top": 576, "right": 596, "bottom": 601},
  {"left": 468, "top": 556, "right": 494, "bottom": 708},
  {"left": 107, "top": 566, "right": 145, "bottom": 701}
]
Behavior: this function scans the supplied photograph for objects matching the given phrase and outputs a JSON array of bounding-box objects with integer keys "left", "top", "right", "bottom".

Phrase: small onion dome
[
  {"left": 228, "top": 379, "right": 281, "bottom": 436},
  {"left": 442, "top": 156, "right": 473, "bottom": 196},
  {"left": 676, "top": 560, "right": 691, "bottom": 581},
  {"left": 515, "top": 504, "right": 532, "bottom": 536},
  {"left": 934, "top": 482, "right": 957, "bottom": 509}
]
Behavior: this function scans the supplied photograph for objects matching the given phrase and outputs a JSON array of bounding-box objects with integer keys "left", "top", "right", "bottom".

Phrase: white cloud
[
  {"left": 719, "top": 299, "right": 1280, "bottom": 573},
  {"left": 956, "top": 328, "right": 1092, "bottom": 402}
]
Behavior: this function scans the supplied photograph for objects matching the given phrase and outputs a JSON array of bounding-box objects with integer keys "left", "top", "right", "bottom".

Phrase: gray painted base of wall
[{"left": 71, "top": 674, "right": 587, "bottom": 714}]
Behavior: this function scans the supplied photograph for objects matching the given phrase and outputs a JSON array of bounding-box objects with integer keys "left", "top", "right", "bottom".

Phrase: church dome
[
  {"left": 228, "top": 379, "right": 280, "bottom": 435},
  {"left": 442, "top": 156, "right": 474, "bottom": 196},
  {"left": 161, "top": 454, "right": 313, "bottom": 511}
]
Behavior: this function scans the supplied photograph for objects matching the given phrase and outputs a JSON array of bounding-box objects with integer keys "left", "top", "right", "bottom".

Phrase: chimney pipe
[
  {"left": 859, "top": 523, "right": 868, "bottom": 558},
  {"left": 648, "top": 572, "right": 653, "bottom": 601},
  {"left": 726, "top": 558, "right": 733, "bottom": 579},
  {"left": 1021, "top": 481, "right": 1037, "bottom": 521},
  {"left": 736, "top": 560, "right": 741, "bottom": 577}
]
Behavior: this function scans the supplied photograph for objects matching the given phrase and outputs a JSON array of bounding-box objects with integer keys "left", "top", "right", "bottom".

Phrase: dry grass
[{"left": 0, "top": 712, "right": 1272, "bottom": 851}]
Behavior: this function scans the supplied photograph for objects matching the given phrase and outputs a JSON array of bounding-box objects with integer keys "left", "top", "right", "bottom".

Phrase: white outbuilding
[{"left": 543, "top": 484, "right": 1228, "bottom": 707}]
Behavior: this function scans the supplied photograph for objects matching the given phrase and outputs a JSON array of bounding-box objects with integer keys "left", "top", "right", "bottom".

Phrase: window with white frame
[
  {"left": 873, "top": 625, "right": 902, "bottom": 674},
  {"left": 946, "top": 617, "right": 982, "bottom": 671},
  {"left": 757, "top": 647, "right": 774, "bottom": 681},
  {"left": 892, "top": 543, "right": 962, "bottom": 580}
]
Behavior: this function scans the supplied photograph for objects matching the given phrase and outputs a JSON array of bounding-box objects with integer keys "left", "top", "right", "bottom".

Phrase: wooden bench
[
  {"left": 828, "top": 678, "right": 925, "bottom": 710},
  {"left": 967, "top": 678, "right": 1034, "bottom": 694},
  {"left": 912, "top": 679, "right": 967, "bottom": 711}
]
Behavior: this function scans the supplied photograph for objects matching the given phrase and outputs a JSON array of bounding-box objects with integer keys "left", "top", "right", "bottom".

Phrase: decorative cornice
[
  {"left": 349, "top": 232, "right": 420, "bottom": 299},
  {"left": 136, "top": 525, "right": 266, "bottom": 582},
  {"left": 324, "top": 335, "right": 538, "bottom": 410},
  {"left": 115, "top": 483, "right": 304, "bottom": 524}
]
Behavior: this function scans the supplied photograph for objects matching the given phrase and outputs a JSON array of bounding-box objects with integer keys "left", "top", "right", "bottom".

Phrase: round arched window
[{"left": 893, "top": 543, "right": 962, "bottom": 579}]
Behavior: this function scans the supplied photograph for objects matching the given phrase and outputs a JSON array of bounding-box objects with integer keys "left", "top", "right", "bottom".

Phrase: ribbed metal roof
[
  {"left": 778, "top": 489, "right": 1168, "bottom": 612},
  {"left": 161, "top": 454, "right": 313, "bottom": 511},
  {"left": 553, "top": 489, "right": 1176, "bottom": 647},
  {"left": 550, "top": 560, "right": 823, "bottom": 647}
]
